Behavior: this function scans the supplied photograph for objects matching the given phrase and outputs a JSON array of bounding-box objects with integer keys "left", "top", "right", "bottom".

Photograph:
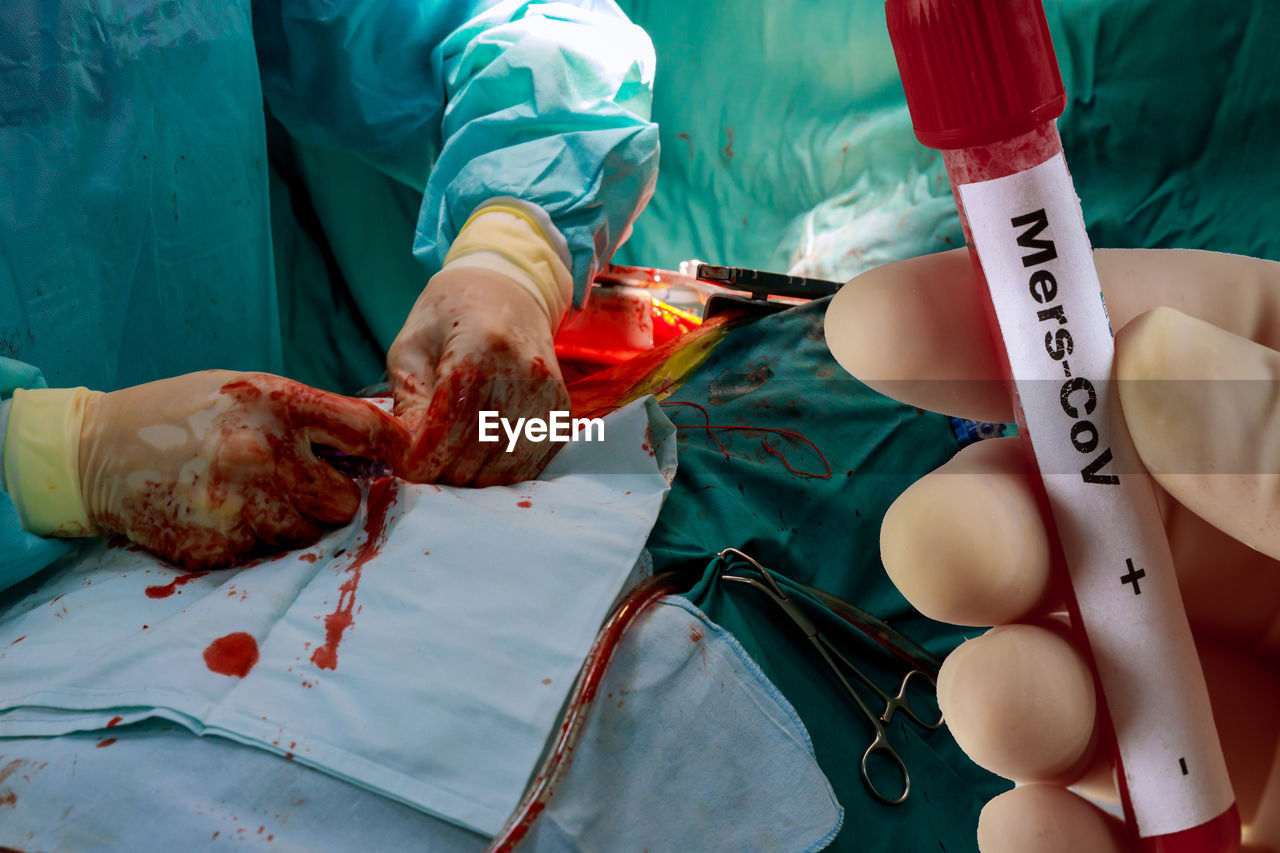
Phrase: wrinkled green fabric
[
  {"left": 645, "top": 300, "right": 1007, "bottom": 852},
  {"left": 266, "top": 127, "right": 389, "bottom": 392},
  {"left": 614, "top": 0, "right": 1280, "bottom": 279},
  {"left": 0, "top": 3, "right": 282, "bottom": 392},
  {"left": 1, "top": 0, "right": 658, "bottom": 396}
]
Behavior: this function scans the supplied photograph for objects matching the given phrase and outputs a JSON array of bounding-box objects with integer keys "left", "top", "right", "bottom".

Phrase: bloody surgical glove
[
  {"left": 389, "top": 201, "right": 573, "bottom": 487},
  {"left": 825, "top": 248, "right": 1280, "bottom": 852},
  {"left": 3, "top": 371, "right": 409, "bottom": 569}
]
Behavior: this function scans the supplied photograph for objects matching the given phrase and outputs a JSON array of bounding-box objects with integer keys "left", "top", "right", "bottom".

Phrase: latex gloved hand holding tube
[
  {"left": 2, "top": 371, "right": 409, "bottom": 570},
  {"left": 826, "top": 248, "right": 1280, "bottom": 851},
  {"left": 390, "top": 200, "right": 573, "bottom": 487}
]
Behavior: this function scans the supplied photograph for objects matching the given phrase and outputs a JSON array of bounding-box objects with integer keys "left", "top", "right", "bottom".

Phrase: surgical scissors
[{"left": 716, "top": 548, "right": 944, "bottom": 806}]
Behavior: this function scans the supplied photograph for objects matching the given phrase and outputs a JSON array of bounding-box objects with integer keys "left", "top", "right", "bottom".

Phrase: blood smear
[
  {"left": 145, "top": 571, "right": 209, "bottom": 599},
  {"left": 204, "top": 632, "right": 260, "bottom": 678},
  {"left": 311, "top": 478, "right": 398, "bottom": 671}
]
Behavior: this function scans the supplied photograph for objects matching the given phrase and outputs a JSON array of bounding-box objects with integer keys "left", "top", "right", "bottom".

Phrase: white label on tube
[{"left": 959, "top": 154, "right": 1234, "bottom": 837}]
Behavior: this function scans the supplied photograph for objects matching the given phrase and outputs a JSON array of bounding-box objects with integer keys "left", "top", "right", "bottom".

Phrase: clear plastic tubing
[{"left": 886, "top": 1, "right": 1239, "bottom": 849}]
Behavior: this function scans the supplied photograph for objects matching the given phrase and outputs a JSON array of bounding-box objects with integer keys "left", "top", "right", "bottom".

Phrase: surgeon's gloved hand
[
  {"left": 3, "top": 371, "right": 409, "bottom": 570},
  {"left": 825, "top": 248, "right": 1280, "bottom": 853},
  {"left": 389, "top": 202, "right": 573, "bottom": 487}
]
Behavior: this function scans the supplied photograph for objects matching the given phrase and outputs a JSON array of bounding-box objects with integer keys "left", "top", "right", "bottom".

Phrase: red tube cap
[{"left": 886, "top": 0, "right": 1067, "bottom": 150}]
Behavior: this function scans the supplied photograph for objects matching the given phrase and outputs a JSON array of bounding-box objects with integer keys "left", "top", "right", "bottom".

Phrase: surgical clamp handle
[
  {"left": 818, "top": 631, "right": 944, "bottom": 731},
  {"left": 716, "top": 549, "right": 943, "bottom": 730},
  {"left": 720, "top": 573, "right": 912, "bottom": 805},
  {"left": 717, "top": 548, "right": 941, "bottom": 806}
]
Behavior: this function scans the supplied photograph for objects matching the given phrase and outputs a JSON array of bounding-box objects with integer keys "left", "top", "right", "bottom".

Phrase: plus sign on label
[{"left": 1121, "top": 558, "right": 1146, "bottom": 595}]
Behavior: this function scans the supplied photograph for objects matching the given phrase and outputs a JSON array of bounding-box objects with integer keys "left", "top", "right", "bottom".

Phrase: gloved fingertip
[
  {"left": 294, "top": 460, "right": 362, "bottom": 524},
  {"left": 824, "top": 249, "right": 1012, "bottom": 422},
  {"left": 939, "top": 625, "right": 1097, "bottom": 785},
  {"left": 270, "top": 515, "right": 325, "bottom": 551},
  {"left": 977, "top": 785, "right": 1130, "bottom": 853},
  {"left": 881, "top": 439, "right": 1052, "bottom": 627},
  {"left": 1118, "top": 306, "right": 1280, "bottom": 559},
  {"left": 327, "top": 477, "right": 363, "bottom": 522},
  {"left": 1120, "top": 304, "right": 1279, "bottom": 411}
]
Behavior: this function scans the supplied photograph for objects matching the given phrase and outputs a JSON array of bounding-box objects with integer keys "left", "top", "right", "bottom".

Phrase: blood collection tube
[{"left": 885, "top": 1, "right": 1240, "bottom": 849}]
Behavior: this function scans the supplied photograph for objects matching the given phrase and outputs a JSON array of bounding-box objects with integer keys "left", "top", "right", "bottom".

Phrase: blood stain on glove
[
  {"left": 145, "top": 571, "right": 209, "bottom": 599},
  {"left": 310, "top": 478, "right": 399, "bottom": 671},
  {"left": 204, "top": 631, "right": 260, "bottom": 678}
]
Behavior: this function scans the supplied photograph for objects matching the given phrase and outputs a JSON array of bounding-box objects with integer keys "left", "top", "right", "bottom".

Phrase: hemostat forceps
[{"left": 716, "top": 548, "right": 944, "bottom": 806}]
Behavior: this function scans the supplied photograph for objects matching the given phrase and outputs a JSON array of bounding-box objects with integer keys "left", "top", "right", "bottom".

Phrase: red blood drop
[
  {"left": 106, "top": 716, "right": 122, "bottom": 728},
  {"left": 517, "top": 501, "right": 532, "bottom": 508},
  {"left": 96, "top": 738, "right": 117, "bottom": 748},
  {"left": 204, "top": 632, "right": 260, "bottom": 678},
  {"left": 146, "top": 571, "right": 209, "bottom": 599}
]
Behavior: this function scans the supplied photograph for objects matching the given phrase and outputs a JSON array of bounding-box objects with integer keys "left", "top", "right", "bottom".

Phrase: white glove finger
[
  {"left": 939, "top": 624, "right": 1099, "bottom": 785},
  {"left": 290, "top": 451, "right": 363, "bottom": 525},
  {"left": 1118, "top": 307, "right": 1280, "bottom": 562},
  {"left": 977, "top": 785, "right": 1131, "bottom": 853},
  {"left": 825, "top": 247, "right": 1007, "bottom": 422},
  {"left": 881, "top": 436, "right": 1055, "bottom": 627}
]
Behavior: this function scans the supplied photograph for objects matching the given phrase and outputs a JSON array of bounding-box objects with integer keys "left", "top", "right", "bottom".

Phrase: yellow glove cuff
[
  {"left": 444, "top": 202, "right": 573, "bottom": 331},
  {"left": 3, "top": 387, "right": 97, "bottom": 537}
]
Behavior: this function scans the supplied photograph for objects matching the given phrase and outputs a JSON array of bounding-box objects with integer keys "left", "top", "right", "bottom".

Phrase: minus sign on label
[
  {"left": 1180, "top": 757, "right": 1189, "bottom": 775},
  {"left": 1062, "top": 360, "right": 1071, "bottom": 377}
]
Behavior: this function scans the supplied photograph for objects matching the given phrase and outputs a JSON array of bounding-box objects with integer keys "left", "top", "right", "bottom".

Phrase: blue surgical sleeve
[
  {"left": 0, "top": 357, "right": 75, "bottom": 593},
  {"left": 252, "top": 0, "right": 660, "bottom": 305}
]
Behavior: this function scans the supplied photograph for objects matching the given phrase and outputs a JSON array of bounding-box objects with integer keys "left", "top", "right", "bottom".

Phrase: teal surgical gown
[{"left": 0, "top": 0, "right": 659, "bottom": 590}]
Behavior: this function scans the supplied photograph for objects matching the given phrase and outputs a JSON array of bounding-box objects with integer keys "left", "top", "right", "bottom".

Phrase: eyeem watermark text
[{"left": 479, "top": 411, "right": 605, "bottom": 452}]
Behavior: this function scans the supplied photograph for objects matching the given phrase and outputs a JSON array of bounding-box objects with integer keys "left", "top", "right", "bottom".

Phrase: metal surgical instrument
[{"left": 716, "top": 548, "right": 943, "bottom": 806}]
